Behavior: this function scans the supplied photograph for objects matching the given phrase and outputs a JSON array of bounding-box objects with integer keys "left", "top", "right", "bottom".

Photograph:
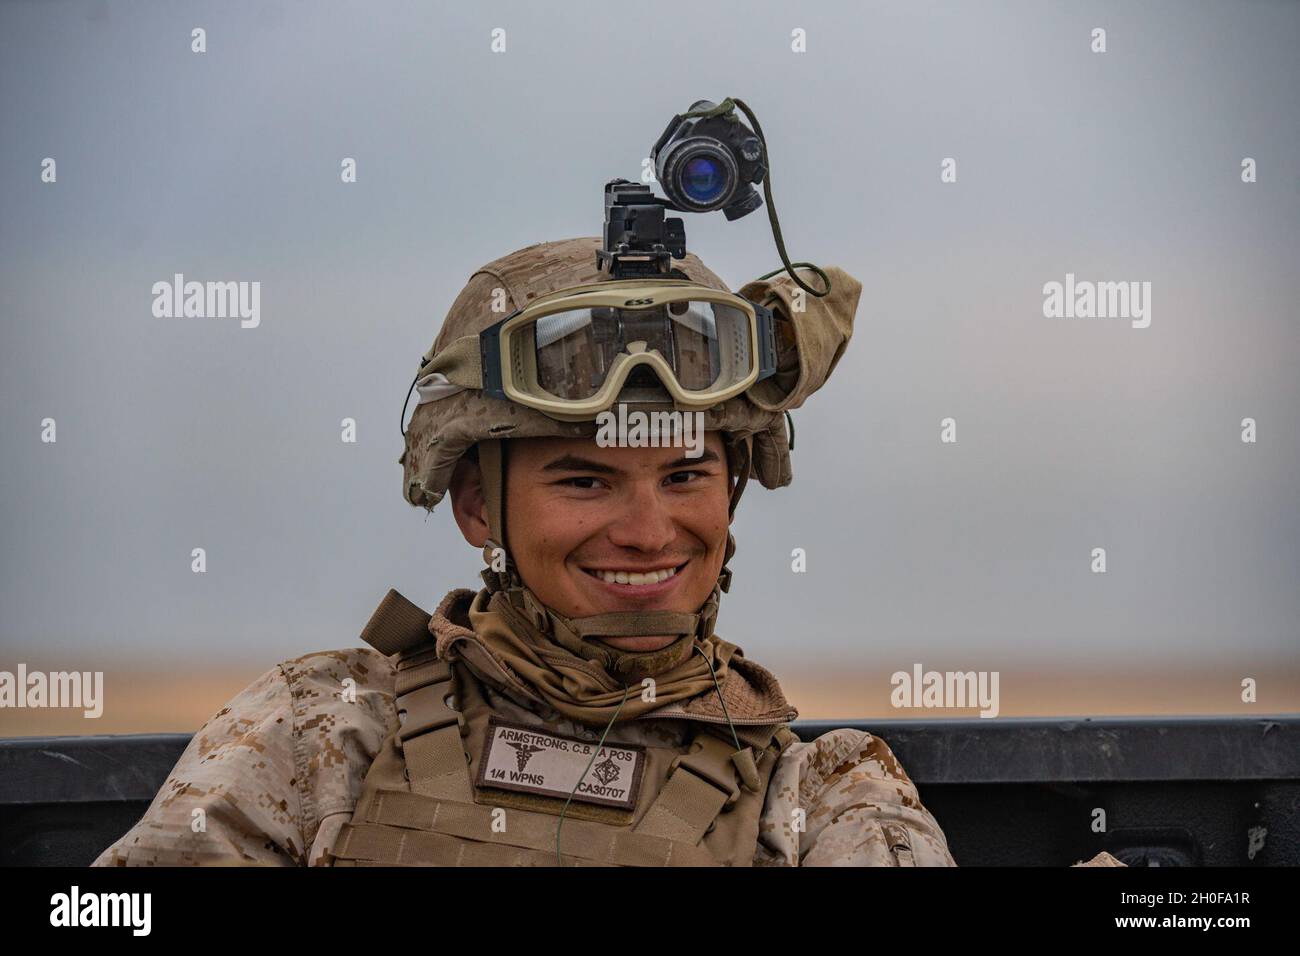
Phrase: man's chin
[{"left": 597, "top": 634, "right": 679, "bottom": 652}]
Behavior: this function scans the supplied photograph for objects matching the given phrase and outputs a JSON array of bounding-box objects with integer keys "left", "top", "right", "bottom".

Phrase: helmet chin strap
[{"left": 474, "top": 435, "right": 752, "bottom": 682}]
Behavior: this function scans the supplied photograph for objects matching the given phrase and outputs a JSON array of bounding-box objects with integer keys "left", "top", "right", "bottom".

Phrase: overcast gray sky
[{"left": 2, "top": 1, "right": 1297, "bottom": 692}]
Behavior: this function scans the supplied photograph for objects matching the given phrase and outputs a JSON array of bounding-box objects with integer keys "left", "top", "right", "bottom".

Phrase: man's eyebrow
[
  {"left": 663, "top": 449, "right": 721, "bottom": 468},
  {"left": 539, "top": 449, "right": 722, "bottom": 473},
  {"left": 540, "top": 455, "right": 621, "bottom": 475}
]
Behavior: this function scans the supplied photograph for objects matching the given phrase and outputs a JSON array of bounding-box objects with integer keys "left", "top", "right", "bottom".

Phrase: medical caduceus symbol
[{"left": 505, "top": 742, "right": 544, "bottom": 772}]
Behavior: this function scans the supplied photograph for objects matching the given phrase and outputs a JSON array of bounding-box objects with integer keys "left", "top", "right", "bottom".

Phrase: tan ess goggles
[{"left": 424, "top": 281, "right": 778, "bottom": 422}]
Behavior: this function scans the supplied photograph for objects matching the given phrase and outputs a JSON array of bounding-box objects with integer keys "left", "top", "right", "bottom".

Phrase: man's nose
[{"left": 605, "top": 480, "right": 677, "bottom": 554}]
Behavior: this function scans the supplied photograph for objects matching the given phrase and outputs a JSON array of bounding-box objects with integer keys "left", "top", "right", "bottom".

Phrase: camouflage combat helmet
[{"left": 399, "top": 236, "right": 859, "bottom": 678}]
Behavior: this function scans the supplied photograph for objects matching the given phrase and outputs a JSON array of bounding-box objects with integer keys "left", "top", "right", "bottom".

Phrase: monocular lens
[{"left": 680, "top": 155, "right": 727, "bottom": 205}]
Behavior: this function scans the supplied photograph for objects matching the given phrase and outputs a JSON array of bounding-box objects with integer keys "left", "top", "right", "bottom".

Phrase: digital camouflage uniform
[
  {"left": 93, "top": 602, "right": 956, "bottom": 867},
  {"left": 92, "top": 600, "right": 1120, "bottom": 868},
  {"left": 94, "top": 238, "right": 1123, "bottom": 868}
]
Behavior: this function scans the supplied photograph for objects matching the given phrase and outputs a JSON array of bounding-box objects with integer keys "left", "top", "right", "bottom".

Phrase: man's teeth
[{"left": 592, "top": 567, "right": 679, "bottom": 586}]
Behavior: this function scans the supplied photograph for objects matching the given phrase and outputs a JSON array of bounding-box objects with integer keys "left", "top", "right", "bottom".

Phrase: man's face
[{"left": 502, "top": 433, "right": 732, "bottom": 653}]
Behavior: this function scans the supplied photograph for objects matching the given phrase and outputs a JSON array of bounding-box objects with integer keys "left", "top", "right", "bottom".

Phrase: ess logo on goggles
[{"left": 427, "top": 281, "right": 777, "bottom": 423}]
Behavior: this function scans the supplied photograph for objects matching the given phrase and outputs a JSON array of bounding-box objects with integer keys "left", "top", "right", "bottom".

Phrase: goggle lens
[{"left": 528, "top": 301, "right": 751, "bottom": 401}]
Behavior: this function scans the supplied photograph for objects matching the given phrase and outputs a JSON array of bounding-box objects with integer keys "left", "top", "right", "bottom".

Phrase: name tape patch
[{"left": 477, "top": 718, "right": 645, "bottom": 810}]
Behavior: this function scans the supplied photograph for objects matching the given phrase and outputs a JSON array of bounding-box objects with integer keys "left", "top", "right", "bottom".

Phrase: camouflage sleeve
[
  {"left": 91, "top": 648, "right": 396, "bottom": 867},
  {"left": 277, "top": 649, "right": 397, "bottom": 866},
  {"left": 91, "top": 663, "right": 307, "bottom": 866},
  {"left": 756, "top": 728, "right": 957, "bottom": 867}
]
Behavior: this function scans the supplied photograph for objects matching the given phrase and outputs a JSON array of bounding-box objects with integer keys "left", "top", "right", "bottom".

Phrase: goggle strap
[{"left": 422, "top": 334, "right": 485, "bottom": 390}]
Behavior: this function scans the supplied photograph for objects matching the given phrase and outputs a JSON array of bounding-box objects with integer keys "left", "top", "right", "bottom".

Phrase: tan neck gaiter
[{"left": 461, "top": 589, "right": 738, "bottom": 726}]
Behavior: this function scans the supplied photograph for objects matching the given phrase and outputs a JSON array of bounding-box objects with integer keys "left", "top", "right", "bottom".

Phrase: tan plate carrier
[{"left": 330, "top": 590, "right": 798, "bottom": 867}]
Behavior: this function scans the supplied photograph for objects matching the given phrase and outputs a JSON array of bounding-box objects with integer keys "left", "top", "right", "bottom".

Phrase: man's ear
[{"left": 449, "top": 455, "right": 490, "bottom": 549}]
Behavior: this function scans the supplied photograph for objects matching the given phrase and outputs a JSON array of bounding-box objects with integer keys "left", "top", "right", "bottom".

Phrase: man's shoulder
[
  {"left": 243, "top": 647, "right": 401, "bottom": 836},
  {"left": 91, "top": 647, "right": 403, "bottom": 867},
  {"left": 761, "top": 726, "right": 957, "bottom": 866},
  {"left": 190, "top": 646, "right": 399, "bottom": 758},
  {"left": 267, "top": 646, "right": 401, "bottom": 742},
  {"left": 276, "top": 646, "right": 398, "bottom": 696},
  {"left": 777, "top": 726, "right": 914, "bottom": 788}
]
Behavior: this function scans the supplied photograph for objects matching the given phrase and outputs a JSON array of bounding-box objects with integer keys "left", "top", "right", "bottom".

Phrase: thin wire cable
[
  {"left": 694, "top": 644, "right": 741, "bottom": 753},
  {"left": 399, "top": 368, "right": 421, "bottom": 437},
  {"left": 678, "top": 97, "right": 832, "bottom": 299},
  {"left": 555, "top": 682, "right": 632, "bottom": 866}
]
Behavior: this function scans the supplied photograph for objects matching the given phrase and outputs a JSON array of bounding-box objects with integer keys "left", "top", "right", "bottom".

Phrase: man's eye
[
  {"left": 666, "top": 470, "right": 707, "bottom": 484},
  {"left": 559, "top": 476, "right": 604, "bottom": 490}
]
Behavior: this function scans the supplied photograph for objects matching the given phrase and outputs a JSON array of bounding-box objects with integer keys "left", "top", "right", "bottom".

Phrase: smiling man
[
  {"left": 479, "top": 437, "right": 733, "bottom": 656},
  {"left": 94, "top": 237, "right": 962, "bottom": 868}
]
